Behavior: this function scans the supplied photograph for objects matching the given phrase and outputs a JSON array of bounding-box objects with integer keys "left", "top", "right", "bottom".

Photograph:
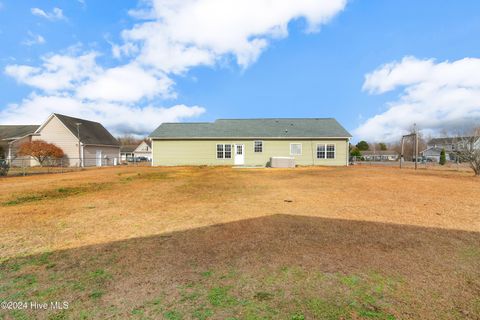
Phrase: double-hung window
[
  {"left": 216, "top": 144, "right": 232, "bottom": 159},
  {"left": 317, "top": 144, "right": 326, "bottom": 159},
  {"left": 326, "top": 144, "right": 335, "bottom": 159},
  {"left": 290, "top": 143, "right": 302, "bottom": 156},
  {"left": 317, "top": 144, "right": 335, "bottom": 159},
  {"left": 254, "top": 141, "right": 263, "bottom": 153}
]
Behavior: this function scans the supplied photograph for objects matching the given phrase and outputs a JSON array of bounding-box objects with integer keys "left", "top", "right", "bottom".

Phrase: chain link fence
[
  {"left": 350, "top": 156, "right": 471, "bottom": 171},
  {"left": 0, "top": 157, "right": 151, "bottom": 177}
]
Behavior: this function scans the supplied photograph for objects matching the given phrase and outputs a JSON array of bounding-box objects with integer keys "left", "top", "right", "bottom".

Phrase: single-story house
[
  {"left": 426, "top": 136, "right": 480, "bottom": 152},
  {"left": 120, "top": 145, "right": 137, "bottom": 162},
  {"left": 32, "top": 113, "right": 120, "bottom": 167},
  {"left": 422, "top": 136, "right": 480, "bottom": 162},
  {"left": 0, "top": 125, "right": 39, "bottom": 166},
  {"left": 360, "top": 150, "right": 399, "bottom": 161},
  {"left": 421, "top": 147, "right": 453, "bottom": 162},
  {"left": 134, "top": 140, "right": 152, "bottom": 160},
  {"left": 149, "top": 118, "right": 351, "bottom": 167}
]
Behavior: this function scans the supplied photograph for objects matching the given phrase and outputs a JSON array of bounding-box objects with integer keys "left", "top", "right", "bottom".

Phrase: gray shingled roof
[
  {"left": 428, "top": 136, "right": 478, "bottom": 145},
  {"left": 0, "top": 125, "right": 39, "bottom": 141},
  {"left": 149, "top": 118, "right": 351, "bottom": 139},
  {"left": 361, "top": 150, "right": 399, "bottom": 156},
  {"left": 54, "top": 114, "right": 119, "bottom": 146}
]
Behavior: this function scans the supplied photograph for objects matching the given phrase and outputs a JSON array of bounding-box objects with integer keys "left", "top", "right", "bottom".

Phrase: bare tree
[
  {"left": 456, "top": 128, "right": 480, "bottom": 176},
  {"left": 117, "top": 134, "right": 143, "bottom": 146}
]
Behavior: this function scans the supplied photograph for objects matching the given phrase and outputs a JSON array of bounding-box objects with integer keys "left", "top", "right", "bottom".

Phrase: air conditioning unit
[{"left": 270, "top": 157, "right": 295, "bottom": 168}]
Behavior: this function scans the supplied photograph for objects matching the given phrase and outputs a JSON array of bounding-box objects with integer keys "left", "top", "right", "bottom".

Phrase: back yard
[{"left": 0, "top": 166, "right": 479, "bottom": 319}]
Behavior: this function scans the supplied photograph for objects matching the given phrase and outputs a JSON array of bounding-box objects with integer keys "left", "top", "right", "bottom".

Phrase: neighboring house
[
  {"left": 421, "top": 147, "right": 452, "bottom": 162},
  {"left": 421, "top": 136, "right": 480, "bottom": 162},
  {"left": 149, "top": 118, "right": 351, "bottom": 167},
  {"left": 120, "top": 145, "right": 136, "bottom": 162},
  {"left": 360, "top": 150, "right": 399, "bottom": 161},
  {"left": 0, "top": 125, "right": 39, "bottom": 166},
  {"left": 31, "top": 113, "right": 120, "bottom": 167},
  {"left": 133, "top": 140, "right": 152, "bottom": 160}
]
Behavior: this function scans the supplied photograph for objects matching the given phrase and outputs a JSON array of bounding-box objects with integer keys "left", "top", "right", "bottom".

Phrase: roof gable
[
  {"left": 0, "top": 125, "right": 39, "bottom": 141},
  {"left": 149, "top": 118, "right": 352, "bottom": 139},
  {"left": 46, "top": 114, "right": 119, "bottom": 146}
]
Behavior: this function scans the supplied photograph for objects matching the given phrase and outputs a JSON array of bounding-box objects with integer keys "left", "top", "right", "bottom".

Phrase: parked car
[{"left": 127, "top": 156, "right": 149, "bottom": 162}]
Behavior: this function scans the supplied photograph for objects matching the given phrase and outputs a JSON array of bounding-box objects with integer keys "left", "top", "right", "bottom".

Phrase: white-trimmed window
[
  {"left": 327, "top": 144, "right": 335, "bottom": 159},
  {"left": 317, "top": 144, "right": 326, "bottom": 159},
  {"left": 254, "top": 140, "right": 263, "bottom": 153},
  {"left": 216, "top": 144, "right": 232, "bottom": 159},
  {"left": 290, "top": 143, "right": 302, "bottom": 156},
  {"left": 317, "top": 144, "right": 336, "bottom": 159}
]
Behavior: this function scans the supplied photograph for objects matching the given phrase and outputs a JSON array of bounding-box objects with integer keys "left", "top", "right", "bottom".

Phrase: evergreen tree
[
  {"left": 356, "top": 140, "right": 369, "bottom": 151},
  {"left": 439, "top": 148, "right": 446, "bottom": 165}
]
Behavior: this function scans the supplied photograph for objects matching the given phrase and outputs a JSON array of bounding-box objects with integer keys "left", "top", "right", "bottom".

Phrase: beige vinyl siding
[
  {"left": 32, "top": 116, "right": 81, "bottom": 167},
  {"left": 133, "top": 141, "right": 152, "bottom": 159},
  {"left": 83, "top": 146, "right": 120, "bottom": 167},
  {"left": 152, "top": 139, "right": 349, "bottom": 166},
  {"left": 9, "top": 136, "right": 36, "bottom": 167}
]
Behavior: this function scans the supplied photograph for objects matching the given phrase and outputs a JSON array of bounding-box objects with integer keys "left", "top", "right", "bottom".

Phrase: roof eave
[{"left": 149, "top": 136, "right": 352, "bottom": 140}]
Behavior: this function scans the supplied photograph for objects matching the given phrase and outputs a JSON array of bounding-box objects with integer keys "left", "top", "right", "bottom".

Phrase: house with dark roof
[
  {"left": 149, "top": 118, "right": 351, "bottom": 166},
  {"left": 120, "top": 144, "right": 137, "bottom": 162},
  {"left": 30, "top": 113, "right": 120, "bottom": 167},
  {"left": 421, "top": 136, "right": 480, "bottom": 162},
  {"left": 0, "top": 125, "right": 40, "bottom": 165}
]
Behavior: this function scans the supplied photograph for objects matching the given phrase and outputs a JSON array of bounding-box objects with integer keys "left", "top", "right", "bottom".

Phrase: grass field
[{"left": 0, "top": 166, "right": 479, "bottom": 319}]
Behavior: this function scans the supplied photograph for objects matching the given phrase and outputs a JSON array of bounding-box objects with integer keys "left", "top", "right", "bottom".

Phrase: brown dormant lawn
[{"left": 0, "top": 166, "right": 479, "bottom": 319}]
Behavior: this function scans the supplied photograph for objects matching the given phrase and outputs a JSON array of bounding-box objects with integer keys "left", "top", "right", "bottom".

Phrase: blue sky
[{"left": 1, "top": 0, "right": 480, "bottom": 142}]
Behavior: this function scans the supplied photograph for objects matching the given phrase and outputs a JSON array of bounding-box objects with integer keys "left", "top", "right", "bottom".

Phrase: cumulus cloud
[
  {"left": 355, "top": 56, "right": 480, "bottom": 142},
  {"left": 0, "top": 94, "right": 205, "bottom": 136},
  {"left": 31, "top": 7, "right": 66, "bottom": 21},
  {"left": 120, "top": 0, "right": 347, "bottom": 73},
  {"left": 4, "top": 0, "right": 346, "bottom": 135},
  {"left": 76, "top": 63, "right": 175, "bottom": 102},
  {"left": 5, "top": 52, "right": 100, "bottom": 92}
]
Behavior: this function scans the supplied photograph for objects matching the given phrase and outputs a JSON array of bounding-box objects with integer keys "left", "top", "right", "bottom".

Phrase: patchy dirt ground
[{"left": 0, "top": 166, "right": 479, "bottom": 319}]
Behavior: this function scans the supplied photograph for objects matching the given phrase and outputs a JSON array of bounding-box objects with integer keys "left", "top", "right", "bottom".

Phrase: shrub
[
  {"left": 439, "top": 148, "right": 446, "bottom": 165},
  {"left": 18, "top": 140, "right": 64, "bottom": 166}
]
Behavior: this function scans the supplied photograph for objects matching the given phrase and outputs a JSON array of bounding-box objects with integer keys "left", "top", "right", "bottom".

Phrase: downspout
[
  {"left": 346, "top": 138, "right": 350, "bottom": 166},
  {"left": 151, "top": 138, "right": 154, "bottom": 166},
  {"left": 80, "top": 143, "right": 84, "bottom": 167}
]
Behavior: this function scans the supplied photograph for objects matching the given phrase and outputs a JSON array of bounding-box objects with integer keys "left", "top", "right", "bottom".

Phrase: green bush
[{"left": 439, "top": 148, "right": 446, "bottom": 165}]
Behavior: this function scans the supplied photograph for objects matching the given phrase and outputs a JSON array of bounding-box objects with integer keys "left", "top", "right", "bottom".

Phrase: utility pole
[{"left": 76, "top": 123, "right": 82, "bottom": 167}]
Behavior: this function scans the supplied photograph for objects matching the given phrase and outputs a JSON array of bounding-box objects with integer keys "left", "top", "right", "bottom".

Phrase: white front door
[
  {"left": 234, "top": 144, "right": 245, "bottom": 165},
  {"left": 96, "top": 150, "right": 102, "bottom": 167}
]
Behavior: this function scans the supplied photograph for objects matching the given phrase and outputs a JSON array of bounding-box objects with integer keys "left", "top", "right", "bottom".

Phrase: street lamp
[{"left": 76, "top": 122, "right": 82, "bottom": 167}]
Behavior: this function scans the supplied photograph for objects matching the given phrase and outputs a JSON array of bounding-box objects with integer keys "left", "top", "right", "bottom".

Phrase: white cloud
[
  {"left": 31, "top": 7, "right": 66, "bottom": 21},
  {"left": 0, "top": 94, "right": 205, "bottom": 136},
  {"left": 76, "top": 63, "right": 175, "bottom": 102},
  {"left": 4, "top": 0, "right": 346, "bottom": 135},
  {"left": 120, "top": 0, "right": 347, "bottom": 73},
  {"left": 5, "top": 52, "right": 100, "bottom": 92},
  {"left": 355, "top": 56, "right": 480, "bottom": 142},
  {"left": 21, "top": 31, "right": 46, "bottom": 46}
]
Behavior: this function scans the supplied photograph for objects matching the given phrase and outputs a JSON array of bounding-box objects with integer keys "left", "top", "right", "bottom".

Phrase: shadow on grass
[{"left": 1, "top": 214, "right": 479, "bottom": 319}]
